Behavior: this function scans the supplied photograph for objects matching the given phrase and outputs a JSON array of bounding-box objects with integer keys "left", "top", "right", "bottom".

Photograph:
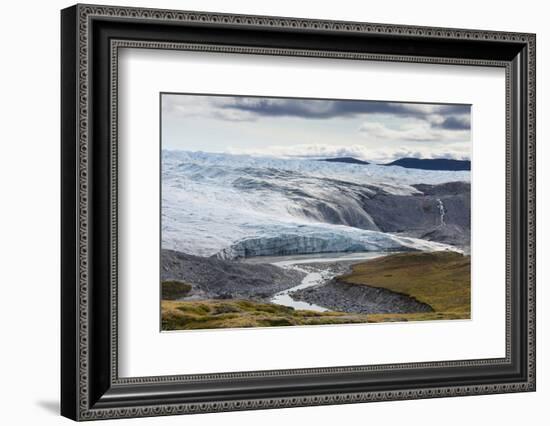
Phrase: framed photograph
[{"left": 61, "top": 4, "right": 536, "bottom": 421}]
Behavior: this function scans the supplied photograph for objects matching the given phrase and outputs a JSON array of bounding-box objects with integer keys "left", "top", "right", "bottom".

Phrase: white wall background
[{"left": 0, "top": 0, "right": 546, "bottom": 424}]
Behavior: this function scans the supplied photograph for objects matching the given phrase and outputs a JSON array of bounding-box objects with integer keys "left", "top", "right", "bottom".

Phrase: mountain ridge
[
  {"left": 317, "top": 157, "right": 369, "bottom": 165},
  {"left": 384, "top": 157, "right": 471, "bottom": 171},
  {"left": 316, "top": 156, "right": 470, "bottom": 171}
]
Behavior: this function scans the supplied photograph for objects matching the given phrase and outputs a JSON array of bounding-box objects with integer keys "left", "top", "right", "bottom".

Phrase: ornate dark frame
[{"left": 61, "top": 3, "right": 536, "bottom": 421}]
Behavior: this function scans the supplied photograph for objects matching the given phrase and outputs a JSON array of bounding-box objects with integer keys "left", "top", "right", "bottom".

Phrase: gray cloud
[
  {"left": 433, "top": 115, "right": 471, "bottom": 130},
  {"left": 163, "top": 95, "right": 471, "bottom": 133},
  {"left": 219, "top": 98, "right": 470, "bottom": 130}
]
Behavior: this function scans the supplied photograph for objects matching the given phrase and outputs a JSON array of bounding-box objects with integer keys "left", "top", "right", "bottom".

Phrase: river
[{"left": 250, "top": 252, "right": 389, "bottom": 311}]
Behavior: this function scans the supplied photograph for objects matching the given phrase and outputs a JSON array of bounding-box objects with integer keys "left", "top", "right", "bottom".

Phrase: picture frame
[{"left": 61, "top": 3, "right": 536, "bottom": 421}]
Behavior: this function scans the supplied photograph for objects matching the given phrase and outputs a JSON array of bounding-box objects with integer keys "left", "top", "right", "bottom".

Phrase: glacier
[
  {"left": 216, "top": 227, "right": 460, "bottom": 260},
  {"left": 162, "top": 150, "right": 470, "bottom": 257}
]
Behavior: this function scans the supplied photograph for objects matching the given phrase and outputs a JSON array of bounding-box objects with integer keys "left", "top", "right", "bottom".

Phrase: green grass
[
  {"left": 161, "top": 280, "right": 192, "bottom": 300},
  {"left": 337, "top": 251, "right": 471, "bottom": 322},
  {"left": 161, "top": 299, "right": 370, "bottom": 330}
]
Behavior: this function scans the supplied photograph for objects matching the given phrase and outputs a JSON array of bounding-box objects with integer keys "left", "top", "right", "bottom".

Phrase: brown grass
[{"left": 161, "top": 299, "right": 370, "bottom": 330}]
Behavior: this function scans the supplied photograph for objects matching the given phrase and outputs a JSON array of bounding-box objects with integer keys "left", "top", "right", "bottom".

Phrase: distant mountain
[
  {"left": 318, "top": 157, "right": 369, "bottom": 165},
  {"left": 384, "top": 158, "right": 470, "bottom": 171}
]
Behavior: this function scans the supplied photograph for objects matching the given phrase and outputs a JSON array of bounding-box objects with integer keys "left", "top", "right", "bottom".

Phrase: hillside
[{"left": 338, "top": 251, "right": 471, "bottom": 321}]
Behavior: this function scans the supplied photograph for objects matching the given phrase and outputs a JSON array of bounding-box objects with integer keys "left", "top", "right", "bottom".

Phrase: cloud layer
[
  {"left": 164, "top": 95, "right": 470, "bottom": 130},
  {"left": 219, "top": 98, "right": 470, "bottom": 130},
  {"left": 228, "top": 143, "right": 470, "bottom": 164},
  {"left": 162, "top": 94, "right": 471, "bottom": 162}
]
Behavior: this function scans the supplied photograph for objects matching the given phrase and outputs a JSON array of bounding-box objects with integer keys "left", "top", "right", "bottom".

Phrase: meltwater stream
[
  {"left": 436, "top": 198, "right": 446, "bottom": 227},
  {"left": 250, "top": 252, "right": 389, "bottom": 312},
  {"left": 269, "top": 267, "right": 333, "bottom": 312}
]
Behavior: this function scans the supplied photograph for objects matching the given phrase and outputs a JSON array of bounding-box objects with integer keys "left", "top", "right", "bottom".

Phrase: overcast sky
[{"left": 161, "top": 93, "right": 471, "bottom": 163}]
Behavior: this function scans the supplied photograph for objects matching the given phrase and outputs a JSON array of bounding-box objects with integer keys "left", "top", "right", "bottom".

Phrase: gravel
[
  {"left": 161, "top": 249, "right": 305, "bottom": 300},
  {"left": 292, "top": 279, "right": 433, "bottom": 314}
]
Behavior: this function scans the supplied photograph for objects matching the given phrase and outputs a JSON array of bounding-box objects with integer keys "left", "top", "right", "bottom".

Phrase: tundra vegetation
[
  {"left": 160, "top": 251, "right": 470, "bottom": 330},
  {"left": 339, "top": 251, "right": 470, "bottom": 322},
  {"left": 161, "top": 299, "right": 370, "bottom": 330},
  {"left": 161, "top": 280, "right": 192, "bottom": 300}
]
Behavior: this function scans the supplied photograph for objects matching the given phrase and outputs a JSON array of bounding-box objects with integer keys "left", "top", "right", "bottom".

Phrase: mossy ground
[
  {"left": 337, "top": 251, "right": 471, "bottom": 322},
  {"left": 161, "top": 280, "right": 192, "bottom": 300},
  {"left": 161, "top": 299, "right": 370, "bottom": 330}
]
